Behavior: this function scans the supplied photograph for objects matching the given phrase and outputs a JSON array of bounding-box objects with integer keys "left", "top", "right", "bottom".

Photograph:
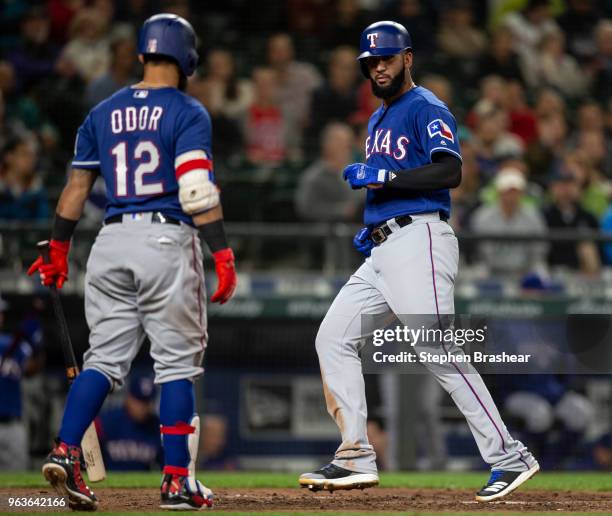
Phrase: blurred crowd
[{"left": 0, "top": 0, "right": 611, "bottom": 280}]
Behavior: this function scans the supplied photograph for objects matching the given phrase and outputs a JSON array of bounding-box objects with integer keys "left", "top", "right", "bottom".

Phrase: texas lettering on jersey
[{"left": 365, "top": 129, "right": 410, "bottom": 160}]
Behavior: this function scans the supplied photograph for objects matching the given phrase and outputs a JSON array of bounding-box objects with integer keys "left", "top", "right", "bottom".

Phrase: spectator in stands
[
  {"left": 449, "top": 140, "right": 480, "bottom": 230},
  {"left": 85, "top": 34, "right": 137, "bottom": 108},
  {"left": 522, "top": 29, "right": 589, "bottom": 98},
  {"left": 576, "top": 128, "right": 612, "bottom": 179},
  {"left": 0, "top": 61, "right": 42, "bottom": 132},
  {"left": 534, "top": 87, "right": 566, "bottom": 119},
  {"left": 325, "top": 0, "right": 372, "bottom": 48},
  {"left": 556, "top": 0, "right": 601, "bottom": 61},
  {"left": 503, "top": 0, "right": 560, "bottom": 60},
  {"left": 201, "top": 49, "right": 253, "bottom": 120},
  {"left": 295, "top": 122, "right": 362, "bottom": 222},
  {"left": 471, "top": 167, "right": 547, "bottom": 276},
  {"left": 591, "top": 20, "right": 612, "bottom": 104},
  {"left": 38, "top": 49, "right": 86, "bottom": 157},
  {"left": 96, "top": 375, "right": 162, "bottom": 471},
  {"left": 420, "top": 75, "right": 453, "bottom": 108},
  {"left": 565, "top": 150, "right": 610, "bottom": 219},
  {"left": 0, "top": 293, "right": 42, "bottom": 470},
  {"left": 479, "top": 26, "right": 526, "bottom": 84},
  {"left": 8, "top": 6, "right": 59, "bottom": 94},
  {"left": 306, "top": 46, "right": 359, "bottom": 155},
  {"left": 506, "top": 80, "right": 538, "bottom": 146},
  {"left": 525, "top": 113, "right": 568, "bottom": 188},
  {"left": 543, "top": 169, "right": 600, "bottom": 274},
  {"left": 188, "top": 73, "right": 243, "bottom": 164},
  {"left": 0, "top": 91, "right": 26, "bottom": 151},
  {"left": 571, "top": 102, "right": 612, "bottom": 177},
  {"left": 471, "top": 105, "right": 524, "bottom": 181},
  {"left": 62, "top": 7, "right": 111, "bottom": 83},
  {"left": 47, "top": 0, "right": 82, "bottom": 44},
  {"left": 0, "top": 133, "right": 49, "bottom": 221},
  {"left": 383, "top": 0, "right": 435, "bottom": 55},
  {"left": 437, "top": 0, "right": 486, "bottom": 59},
  {"left": 466, "top": 75, "right": 508, "bottom": 128},
  {"left": 266, "top": 32, "right": 322, "bottom": 153},
  {"left": 244, "top": 67, "right": 288, "bottom": 167}
]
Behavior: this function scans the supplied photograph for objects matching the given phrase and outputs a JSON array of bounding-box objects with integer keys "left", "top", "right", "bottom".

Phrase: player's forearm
[
  {"left": 53, "top": 168, "right": 98, "bottom": 241},
  {"left": 385, "top": 154, "right": 462, "bottom": 191},
  {"left": 56, "top": 169, "right": 98, "bottom": 222}
]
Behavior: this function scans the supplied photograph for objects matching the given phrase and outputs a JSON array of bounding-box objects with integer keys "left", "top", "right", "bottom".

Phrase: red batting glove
[
  {"left": 210, "top": 248, "right": 236, "bottom": 304},
  {"left": 27, "top": 239, "right": 70, "bottom": 289}
]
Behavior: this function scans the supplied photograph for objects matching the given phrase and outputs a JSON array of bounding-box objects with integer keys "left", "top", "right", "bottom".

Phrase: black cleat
[
  {"left": 299, "top": 463, "right": 379, "bottom": 492},
  {"left": 475, "top": 463, "right": 540, "bottom": 502}
]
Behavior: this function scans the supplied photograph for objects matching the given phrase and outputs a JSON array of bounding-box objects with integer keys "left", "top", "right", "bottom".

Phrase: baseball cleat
[
  {"left": 42, "top": 440, "right": 98, "bottom": 511},
  {"left": 475, "top": 462, "right": 540, "bottom": 502},
  {"left": 299, "top": 463, "right": 379, "bottom": 492},
  {"left": 159, "top": 473, "right": 214, "bottom": 510}
]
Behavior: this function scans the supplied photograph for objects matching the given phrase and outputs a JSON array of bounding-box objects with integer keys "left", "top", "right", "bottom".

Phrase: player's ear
[{"left": 404, "top": 51, "right": 412, "bottom": 69}]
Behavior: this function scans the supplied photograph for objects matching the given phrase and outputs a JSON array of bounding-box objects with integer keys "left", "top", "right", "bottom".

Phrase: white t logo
[{"left": 367, "top": 33, "right": 379, "bottom": 48}]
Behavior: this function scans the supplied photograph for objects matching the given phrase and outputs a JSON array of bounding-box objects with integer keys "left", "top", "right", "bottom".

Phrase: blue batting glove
[
  {"left": 343, "top": 163, "right": 388, "bottom": 189},
  {"left": 353, "top": 227, "right": 375, "bottom": 257}
]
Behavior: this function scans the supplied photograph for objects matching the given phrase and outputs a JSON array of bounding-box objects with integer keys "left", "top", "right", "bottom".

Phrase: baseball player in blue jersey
[
  {"left": 28, "top": 14, "right": 236, "bottom": 510},
  {"left": 299, "top": 21, "right": 539, "bottom": 501}
]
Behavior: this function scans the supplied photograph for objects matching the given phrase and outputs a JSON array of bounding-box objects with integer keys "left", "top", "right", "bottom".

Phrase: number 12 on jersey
[{"left": 111, "top": 140, "right": 163, "bottom": 197}]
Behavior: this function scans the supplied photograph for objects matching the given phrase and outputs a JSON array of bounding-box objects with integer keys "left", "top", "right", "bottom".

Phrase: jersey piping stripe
[
  {"left": 191, "top": 235, "right": 206, "bottom": 351},
  {"left": 429, "top": 147, "right": 462, "bottom": 162},
  {"left": 176, "top": 159, "right": 213, "bottom": 179},
  {"left": 426, "top": 222, "right": 530, "bottom": 472},
  {"left": 72, "top": 160, "right": 101, "bottom": 165}
]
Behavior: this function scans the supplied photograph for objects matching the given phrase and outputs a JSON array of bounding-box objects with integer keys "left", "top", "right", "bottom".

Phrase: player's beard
[{"left": 371, "top": 63, "right": 406, "bottom": 99}]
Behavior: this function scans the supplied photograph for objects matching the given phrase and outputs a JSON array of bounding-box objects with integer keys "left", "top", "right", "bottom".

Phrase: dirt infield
[{"left": 2, "top": 487, "right": 612, "bottom": 512}]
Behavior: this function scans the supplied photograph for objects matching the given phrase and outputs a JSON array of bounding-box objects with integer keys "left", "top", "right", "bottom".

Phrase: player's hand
[
  {"left": 210, "top": 248, "right": 237, "bottom": 304},
  {"left": 353, "top": 227, "right": 374, "bottom": 257},
  {"left": 27, "top": 240, "right": 71, "bottom": 289},
  {"left": 343, "top": 163, "right": 388, "bottom": 189}
]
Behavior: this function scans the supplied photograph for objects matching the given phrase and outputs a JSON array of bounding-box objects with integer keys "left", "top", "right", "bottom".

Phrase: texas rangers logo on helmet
[
  {"left": 147, "top": 38, "right": 158, "bottom": 53},
  {"left": 427, "top": 119, "right": 454, "bottom": 143},
  {"left": 367, "top": 33, "right": 379, "bottom": 48}
]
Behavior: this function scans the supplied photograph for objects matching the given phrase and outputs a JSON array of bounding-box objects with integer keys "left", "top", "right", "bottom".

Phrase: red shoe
[
  {"left": 42, "top": 440, "right": 98, "bottom": 511},
  {"left": 160, "top": 473, "right": 214, "bottom": 510}
]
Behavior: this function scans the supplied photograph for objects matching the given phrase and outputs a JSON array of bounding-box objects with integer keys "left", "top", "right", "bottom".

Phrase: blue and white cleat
[{"left": 475, "top": 462, "right": 540, "bottom": 502}]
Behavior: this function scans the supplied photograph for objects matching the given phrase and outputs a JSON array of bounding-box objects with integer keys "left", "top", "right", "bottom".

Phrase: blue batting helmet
[
  {"left": 138, "top": 13, "right": 199, "bottom": 77},
  {"left": 357, "top": 21, "right": 412, "bottom": 77}
]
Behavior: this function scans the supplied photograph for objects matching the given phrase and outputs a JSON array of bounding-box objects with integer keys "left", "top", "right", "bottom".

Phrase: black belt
[
  {"left": 0, "top": 416, "right": 19, "bottom": 423},
  {"left": 370, "top": 211, "right": 448, "bottom": 245},
  {"left": 105, "top": 212, "right": 181, "bottom": 226}
]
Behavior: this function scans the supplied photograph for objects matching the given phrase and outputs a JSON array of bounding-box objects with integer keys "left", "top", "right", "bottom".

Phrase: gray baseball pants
[{"left": 316, "top": 212, "right": 536, "bottom": 474}]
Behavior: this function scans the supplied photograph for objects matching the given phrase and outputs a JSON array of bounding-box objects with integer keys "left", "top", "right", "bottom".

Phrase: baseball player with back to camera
[
  {"left": 27, "top": 14, "right": 236, "bottom": 511},
  {"left": 299, "top": 21, "right": 540, "bottom": 501}
]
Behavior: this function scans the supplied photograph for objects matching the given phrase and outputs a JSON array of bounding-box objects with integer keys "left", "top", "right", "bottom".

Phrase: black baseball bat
[{"left": 37, "top": 240, "right": 79, "bottom": 382}]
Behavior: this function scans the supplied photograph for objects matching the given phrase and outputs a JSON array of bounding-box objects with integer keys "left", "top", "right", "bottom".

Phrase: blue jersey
[
  {"left": 364, "top": 86, "right": 461, "bottom": 226},
  {"left": 0, "top": 333, "right": 31, "bottom": 419},
  {"left": 97, "top": 407, "right": 162, "bottom": 471},
  {"left": 72, "top": 86, "right": 214, "bottom": 225}
]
